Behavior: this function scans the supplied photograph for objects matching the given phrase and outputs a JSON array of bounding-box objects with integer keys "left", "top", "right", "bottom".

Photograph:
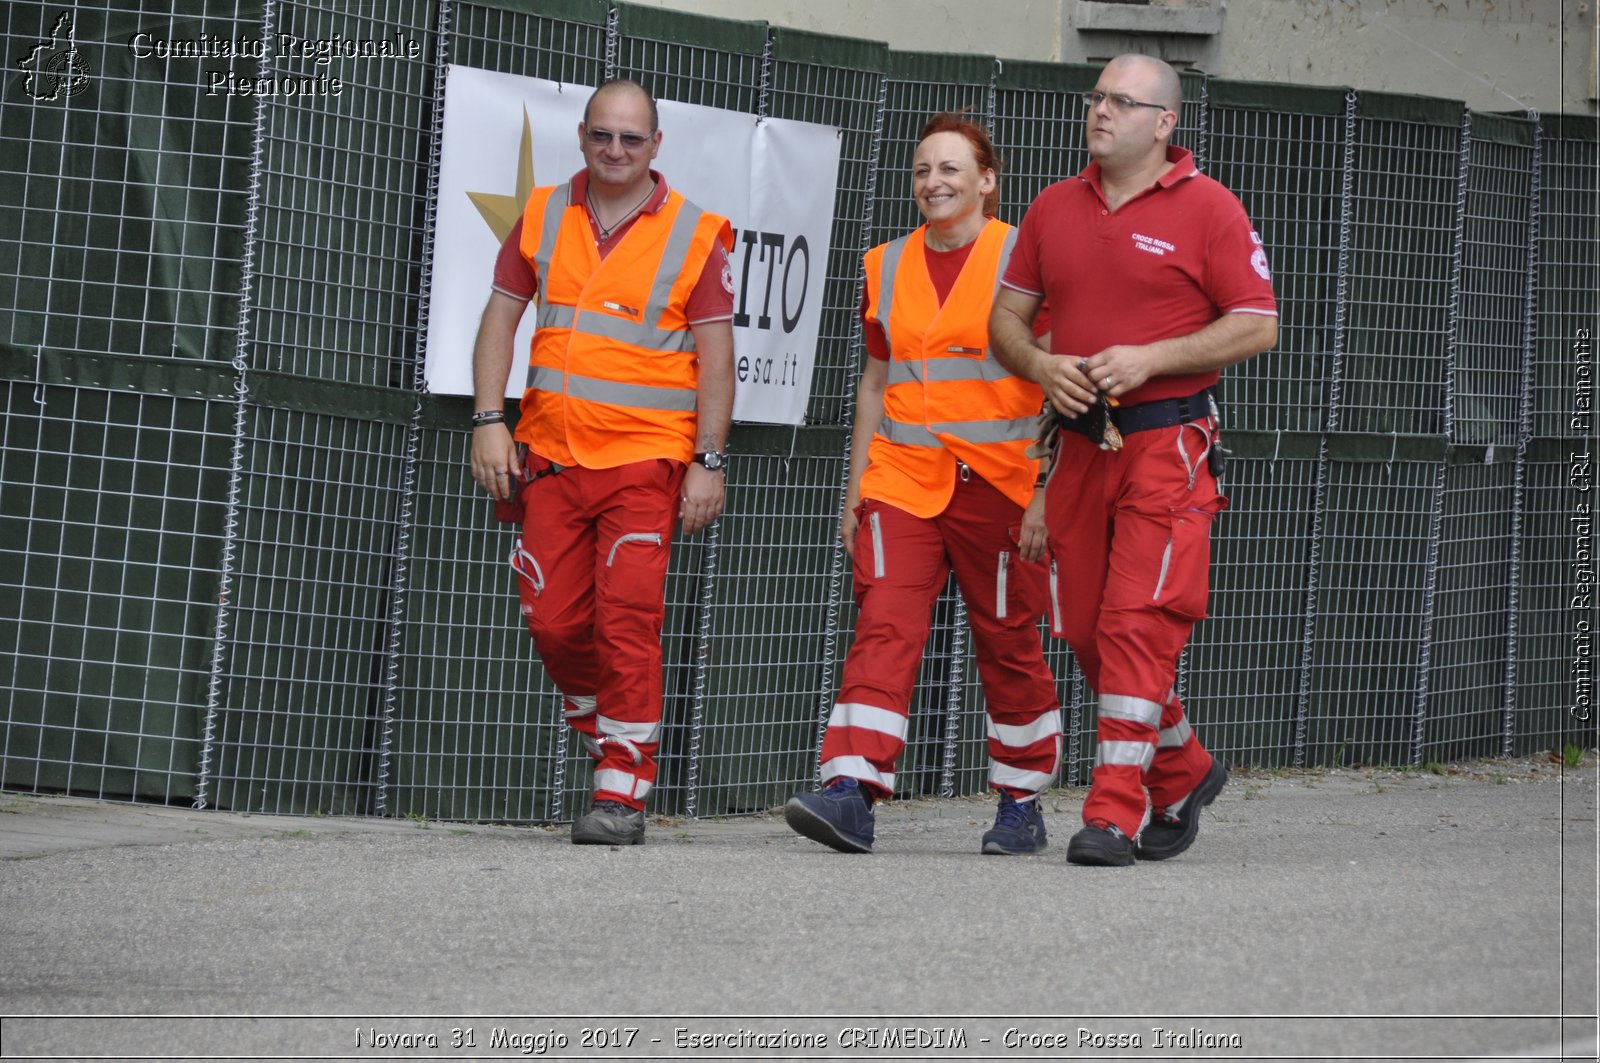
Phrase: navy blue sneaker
[
  {"left": 981, "top": 793, "right": 1048, "bottom": 855},
  {"left": 1066, "top": 819, "right": 1135, "bottom": 866},
  {"left": 1134, "top": 758, "right": 1228, "bottom": 861},
  {"left": 785, "top": 777, "right": 875, "bottom": 853}
]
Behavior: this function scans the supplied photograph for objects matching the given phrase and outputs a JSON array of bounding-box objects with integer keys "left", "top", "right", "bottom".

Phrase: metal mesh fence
[
  {"left": 1305, "top": 458, "right": 1442, "bottom": 768},
  {"left": 1338, "top": 97, "right": 1463, "bottom": 439},
  {"left": 1534, "top": 119, "right": 1597, "bottom": 441},
  {"left": 765, "top": 30, "right": 886, "bottom": 426},
  {"left": 1455, "top": 116, "right": 1535, "bottom": 449},
  {"left": 247, "top": 0, "right": 439, "bottom": 387},
  {"left": 1205, "top": 84, "right": 1345, "bottom": 435},
  {"left": 2, "top": 0, "right": 1594, "bottom": 821},
  {"left": 1, "top": 2, "right": 255, "bottom": 362},
  {"left": 1185, "top": 453, "right": 1321, "bottom": 768},
  {"left": 1425, "top": 457, "right": 1517, "bottom": 762}
]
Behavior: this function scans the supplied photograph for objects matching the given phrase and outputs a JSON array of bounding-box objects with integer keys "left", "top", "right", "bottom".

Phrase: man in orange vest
[{"left": 469, "top": 79, "right": 735, "bottom": 846}]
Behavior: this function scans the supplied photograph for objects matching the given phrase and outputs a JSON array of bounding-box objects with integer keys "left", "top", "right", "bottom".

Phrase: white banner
[{"left": 424, "top": 66, "right": 841, "bottom": 426}]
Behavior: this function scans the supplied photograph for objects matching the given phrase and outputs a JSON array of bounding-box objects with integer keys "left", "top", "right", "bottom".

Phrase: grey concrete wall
[{"left": 629, "top": 0, "right": 1597, "bottom": 116}]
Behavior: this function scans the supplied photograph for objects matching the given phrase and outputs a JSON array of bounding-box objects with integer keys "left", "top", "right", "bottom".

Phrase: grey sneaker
[{"left": 571, "top": 799, "right": 646, "bottom": 845}]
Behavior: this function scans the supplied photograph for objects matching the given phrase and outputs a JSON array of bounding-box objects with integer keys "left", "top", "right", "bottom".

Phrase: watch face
[{"left": 698, "top": 452, "right": 726, "bottom": 470}]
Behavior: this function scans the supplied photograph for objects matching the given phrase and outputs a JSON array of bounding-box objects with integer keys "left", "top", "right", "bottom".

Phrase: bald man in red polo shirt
[{"left": 990, "top": 54, "right": 1278, "bottom": 866}]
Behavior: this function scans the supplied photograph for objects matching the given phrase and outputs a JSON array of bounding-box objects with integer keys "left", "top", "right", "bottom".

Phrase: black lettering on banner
[
  {"left": 756, "top": 232, "right": 785, "bottom": 329},
  {"left": 732, "top": 229, "right": 809, "bottom": 333},
  {"left": 782, "top": 234, "right": 808, "bottom": 334}
]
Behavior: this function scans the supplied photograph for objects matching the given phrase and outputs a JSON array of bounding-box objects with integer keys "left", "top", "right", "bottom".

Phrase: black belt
[
  {"left": 517, "top": 444, "right": 567, "bottom": 482},
  {"left": 1058, "top": 389, "right": 1214, "bottom": 439}
]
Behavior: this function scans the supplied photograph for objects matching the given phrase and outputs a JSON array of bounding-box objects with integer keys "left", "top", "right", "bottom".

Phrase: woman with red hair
[{"left": 786, "top": 113, "right": 1064, "bottom": 855}]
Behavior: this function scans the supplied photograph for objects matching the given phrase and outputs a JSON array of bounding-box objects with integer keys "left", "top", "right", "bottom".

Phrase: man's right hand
[
  {"left": 470, "top": 421, "right": 521, "bottom": 501},
  {"left": 1038, "top": 355, "right": 1100, "bottom": 419}
]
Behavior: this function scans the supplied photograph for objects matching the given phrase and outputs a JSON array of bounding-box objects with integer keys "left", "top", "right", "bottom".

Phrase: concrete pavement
[{"left": 1, "top": 757, "right": 1596, "bottom": 1061}]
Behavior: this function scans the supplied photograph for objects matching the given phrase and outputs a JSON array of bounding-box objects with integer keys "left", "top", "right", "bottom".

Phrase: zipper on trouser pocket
[
  {"left": 607, "top": 531, "right": 663, "bottom": 568},
  {"left": 510, "top": 538, "right": 545, "bottom": 594},
  {"left": 1048, "top": 558, "right": 1062, "bottom": 635},
  {"left": 996, "top": 550, "right": 1010, "bottom": 619},
  {"left": 1152, "top": 536, "right": 1174, "bottom": 602},
  {"left": 869, "top": 510, "right": 886, "bottom": 579}
]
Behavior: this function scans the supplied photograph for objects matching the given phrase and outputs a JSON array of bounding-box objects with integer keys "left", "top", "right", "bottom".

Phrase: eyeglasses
[
  {"left": 1080, "top": 91, "right": 1171, "bottom": 114},
  {"left": 584, "top": 127, "right": 654, "bottom": 150}
]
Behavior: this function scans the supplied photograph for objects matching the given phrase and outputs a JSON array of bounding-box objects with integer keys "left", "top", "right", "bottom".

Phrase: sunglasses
[{"left": 584, "top": 127, "right": 654, "bottom": 150}]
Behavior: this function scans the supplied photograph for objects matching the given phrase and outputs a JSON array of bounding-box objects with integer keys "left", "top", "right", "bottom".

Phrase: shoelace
[
  {"left": 823, "top": 778, "right": 859, "bottom": 798},
  {"left": 994, "top": 798, "right": 1032, "bottom": 829}
]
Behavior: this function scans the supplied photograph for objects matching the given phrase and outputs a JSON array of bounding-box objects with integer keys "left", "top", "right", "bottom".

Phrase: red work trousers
[
  {"left": 821, "top": 473, "right": 1063, "bottom": 799},
  {"left": 511, "top": 455, "right": 683, "bottom": 811},
  {"left": 1045, "top": 420, "right": 1224, "bottom": 837}
]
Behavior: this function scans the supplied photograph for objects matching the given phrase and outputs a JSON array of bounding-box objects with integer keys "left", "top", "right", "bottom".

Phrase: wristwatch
[{"left": 693, "top": 451, "right": 727, "bottom": 472}]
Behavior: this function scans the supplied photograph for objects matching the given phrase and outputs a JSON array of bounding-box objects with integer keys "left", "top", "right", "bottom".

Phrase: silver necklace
[{"left": 588, "top": 184, "right": 655, "bottom": 243}]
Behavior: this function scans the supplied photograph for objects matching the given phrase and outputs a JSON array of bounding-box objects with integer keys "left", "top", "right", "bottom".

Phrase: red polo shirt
[
  {"left": 491, "top": 168, "right": 734, "bottom": 324},
  {"left": 1001, "top": 146, "right": 1277, "bottom": 404}
]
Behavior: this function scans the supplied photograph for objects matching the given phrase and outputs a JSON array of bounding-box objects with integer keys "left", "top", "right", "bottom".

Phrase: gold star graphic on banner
[{"left": 466, "top": 107, "right": 536, "bottom": 244}]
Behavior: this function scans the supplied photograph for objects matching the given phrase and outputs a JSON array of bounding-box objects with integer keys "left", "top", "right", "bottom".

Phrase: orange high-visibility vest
[
  {"left": 515, "top": 182, "right": 733, "bottom": 468},
  {"left": 860, "top": 218, "right": 1043, "bottom": 517}
]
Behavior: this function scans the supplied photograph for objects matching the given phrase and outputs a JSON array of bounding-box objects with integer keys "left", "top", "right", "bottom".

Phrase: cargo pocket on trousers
[
  {"left": 850, "top": 502, "right": 886, "bottom": 600},
  {"left": 1151, "top": 509, "right": 1214, "bottom": 621},
  {"left": 510, "top": 538, "right": 545, "bottom": 625}
]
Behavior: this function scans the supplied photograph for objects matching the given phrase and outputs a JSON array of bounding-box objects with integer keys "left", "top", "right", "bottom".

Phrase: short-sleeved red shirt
[
  {"left": 491, "top": 168, "right": 735, "bottom": 324},
  {"left": 1001, "top": 146, "right": 1277, "bottom": 404}
]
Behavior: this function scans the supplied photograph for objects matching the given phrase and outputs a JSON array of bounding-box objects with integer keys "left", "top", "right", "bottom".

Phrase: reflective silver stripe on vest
[
  {"left": 874, "top": 232, "right": 911, "bottom": 354},
  {"left": 531, "top": 182, "right": 571, "bottom": 282},
  {"left": 526, "top": 364, "right": 565, "bottom": 394},
  {"left": 567, "top": 374, "right": 697, "bottom": 412},
  {"left": 537, "top": 303, "right": 574, "bottom": 330},
  {"left": 991, "top": 226, "right": 1019, "bottom": 306},
  {"left": 647, "top": 199, "right": 706, "bottom": 330},
  {"left": 878, "top": 415, "right": 1037, "bottom": 447},
  {"left": 886, "top": 356, "right": 1014, "bottom": 386},
  {"left": 534, "top": 301, "right": 695, "bottom": 353},
  {"left": 576, "top": 310, "right": 697, "bottom": 353}
]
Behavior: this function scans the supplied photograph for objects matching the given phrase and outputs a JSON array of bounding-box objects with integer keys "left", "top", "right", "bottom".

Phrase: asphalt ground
[{"left": 1, "top": 756, "right": 1596, "bottom": 1062}]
